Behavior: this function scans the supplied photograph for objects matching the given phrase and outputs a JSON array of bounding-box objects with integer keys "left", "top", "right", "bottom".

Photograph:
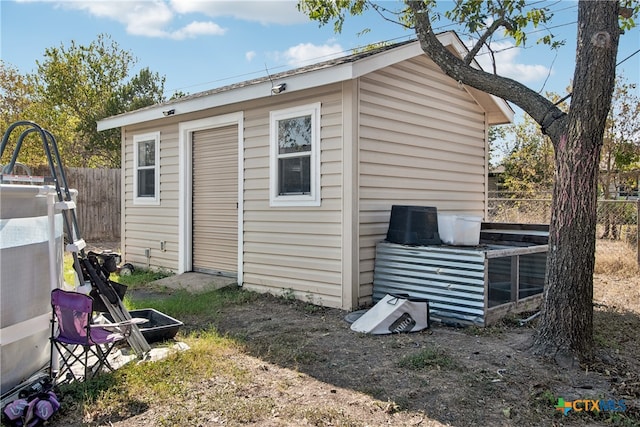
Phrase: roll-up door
[{"left": 192, "top": 125, "right": 238, "bottom": 275}]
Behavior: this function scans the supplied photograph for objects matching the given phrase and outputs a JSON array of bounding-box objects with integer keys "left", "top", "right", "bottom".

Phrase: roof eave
[
  {"left": 97, "top": 32, "right": 513, "bottom": 130},
  {"left": 97, "top": 63, "right": 357, "bottom": 131},
  {"left": 97, "top": 42, "right": 426, "bottom": 132}
]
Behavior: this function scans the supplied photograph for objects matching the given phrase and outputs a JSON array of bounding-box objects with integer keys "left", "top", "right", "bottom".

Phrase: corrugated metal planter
[{"left": 372, "top": 224, "right": 548, "bottom": 327}]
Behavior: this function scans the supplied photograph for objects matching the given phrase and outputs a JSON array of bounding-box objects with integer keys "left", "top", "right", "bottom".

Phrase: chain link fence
[{"left": 488, "top": 191, "right": 639, "bottom": 266}]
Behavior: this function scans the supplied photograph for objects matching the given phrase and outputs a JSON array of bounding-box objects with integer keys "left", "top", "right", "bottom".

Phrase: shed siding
[
  {"left": 241, "top": 85, "right": 344, "bottom": 308},
  {"left": 357, "top": 56, "right": 487, "bottom": 306},
  {"left": 119, "top": 53, "right": 497, "bottom": 312},
  {"left": 123, "top": 121, "right": 180, "bottom": 270}
]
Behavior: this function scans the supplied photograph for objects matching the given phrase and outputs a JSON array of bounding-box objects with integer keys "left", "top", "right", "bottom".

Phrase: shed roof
[{"left": 97, "top": 31, "right": 513, "bottom": 131}]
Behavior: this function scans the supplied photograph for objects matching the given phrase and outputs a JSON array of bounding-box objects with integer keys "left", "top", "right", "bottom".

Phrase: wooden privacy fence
[{"left": 62, "top": 168, "right": 120, "bottom": 242}]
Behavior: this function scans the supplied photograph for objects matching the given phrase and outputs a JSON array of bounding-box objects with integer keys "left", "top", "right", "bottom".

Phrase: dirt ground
[
  {"left": 67, "top": 242, "right": 640, "bottom": 426},
  {"left": 79, "top": 278, "right": 636, "bottom": 427},
  {"left": 204, "top": 275, "right": 640, "bottom": 426}
]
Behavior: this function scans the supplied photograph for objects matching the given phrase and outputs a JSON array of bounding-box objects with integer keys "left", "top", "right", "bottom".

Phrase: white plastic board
[{"left": 350, "top": 294, "right": 429, "bottom": 334}]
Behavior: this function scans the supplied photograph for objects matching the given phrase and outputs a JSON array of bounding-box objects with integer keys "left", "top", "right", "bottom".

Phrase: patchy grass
[
  {"left": 124, "top": 285, "right": 259, "bottom": 336},
  {"left": 123, "top": 288, "right": 216, "bottom": 318},
  {"left": 397, "top": 346, "right": 459, "bottom": 371},
  {"left": 51, "top": 246, "right": 640, "bottom": 426},
  {"left": 62, "top": 253, "right": 172, "bottom": 288},
  {"left": 114, "top": 268, "right": 172, "bottom": 287},
  {"left": 57, "top": 327, "right": 248, "bottom": 425}
]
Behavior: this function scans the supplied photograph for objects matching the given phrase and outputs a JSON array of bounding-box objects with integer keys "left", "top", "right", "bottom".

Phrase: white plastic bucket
[{"left": 437, "top": 214, "right": 482, "bottom": 246}]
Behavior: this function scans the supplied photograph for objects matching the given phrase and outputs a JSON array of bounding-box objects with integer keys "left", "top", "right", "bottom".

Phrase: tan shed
[{"left": 97, "top": 32, "right": 513, "bottom": 310}]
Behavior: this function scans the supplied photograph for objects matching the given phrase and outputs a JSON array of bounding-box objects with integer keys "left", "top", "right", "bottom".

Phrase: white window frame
[
  {"left": 133, "top": 131, "right": 160, "bottom": 206},
  {"left": 269, "top": 102, "right": 321, "bottom": 207}
]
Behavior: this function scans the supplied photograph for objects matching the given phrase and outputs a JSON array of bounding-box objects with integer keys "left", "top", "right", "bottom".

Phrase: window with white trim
[
  {"left": 133, "top": 132, "right": 160, "bottom": 205},
  {"left": 269, "top": 103, "right": 321, "bottom": 206}
]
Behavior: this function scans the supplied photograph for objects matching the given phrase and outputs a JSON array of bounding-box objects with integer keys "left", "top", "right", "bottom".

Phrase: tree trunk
[
  {"left": 408, "top": 0, "right": 621, "bottom": 362},
  {"left": 533, "top": 0, "right": 619, "bottom": 363}
]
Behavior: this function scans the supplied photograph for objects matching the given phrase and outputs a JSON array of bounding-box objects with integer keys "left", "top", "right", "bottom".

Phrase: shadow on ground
[{"left": 207, "top": 289, "right": 640, "bottom": 426}]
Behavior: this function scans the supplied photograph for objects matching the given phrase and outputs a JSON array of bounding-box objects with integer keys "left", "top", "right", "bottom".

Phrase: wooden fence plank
[{"left": 62, "top": 168, "right": 121, "bottom": 241}]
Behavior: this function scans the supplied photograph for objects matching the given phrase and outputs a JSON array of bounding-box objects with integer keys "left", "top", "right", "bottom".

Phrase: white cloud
[
  {"left": 471, "top": 40, "right": 551, "bottom": 83},
  {"left": 23, "top": 0, "right": 292, "bottom": 39},
  {"left": 170, "top": 0, "right": 308, "bottom": 25},
  {"left": 280, "top": 42, "right": 345, "bottom": 67},
  {"left": 56, "top": 1, "right": 176, "bottom": 38},
  {"left": 245, "top": 51, "right": 257, "bottom": 62},
  {"left": 170, "top": 21, "right": 226, "bottom": 39},
  {"left": 15, "top": 0, "right": 309, "bottom": 43}
]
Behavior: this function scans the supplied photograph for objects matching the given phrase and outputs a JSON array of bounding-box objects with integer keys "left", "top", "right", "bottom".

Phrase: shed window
[
  {"left": 269, "top": 103, "right": 320, "bottom": 206},
  {"left": 133, "top": 132, "right": 160, "bottom": 205}
]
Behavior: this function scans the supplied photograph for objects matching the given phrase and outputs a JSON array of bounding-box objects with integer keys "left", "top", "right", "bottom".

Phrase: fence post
[{"left": 637, "top": 199, "right": 639, "bottom": 268}]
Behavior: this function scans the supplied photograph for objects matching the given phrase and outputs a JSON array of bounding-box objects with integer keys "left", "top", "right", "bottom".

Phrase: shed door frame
[{"left": 178, "top": 112, "right": 244, "bottom": 280}]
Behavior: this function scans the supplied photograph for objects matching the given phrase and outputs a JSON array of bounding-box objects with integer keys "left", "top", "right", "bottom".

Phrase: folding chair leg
[
  {"left": 51, "top": 342, "right": 105, "bottom": 383},
  {"left": 88, "top": 342, "right": 119, "bottom": 376},
  {"left": 84, "top": 346, "right": 89, "bottom": 381},
  {"left": 51, "top": 343, "right": 83, "bottom": 383}
]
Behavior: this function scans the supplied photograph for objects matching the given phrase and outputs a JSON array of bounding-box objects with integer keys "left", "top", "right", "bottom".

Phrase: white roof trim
[{"left": 97, "top": 32, "right": 512, "bottom": 131}]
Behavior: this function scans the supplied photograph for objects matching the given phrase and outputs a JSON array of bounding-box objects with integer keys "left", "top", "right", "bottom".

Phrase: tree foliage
[
  {"left": 0, "top": 61, "right": 32, "bottom": 123},
  {"left": 3, "top": 34, "right": 167, "bottom": 168},
  {"left": 599, "top": 76, "right": 640, "bottom": 198},
  {"left": 501, "top": 114, "right": 555, "bottom": 196},
  {"left": 497, "top": 77, "right": 639, "bottom": 199},
  {"left": 0, "top": 61, "right": 80, "bottom": 168},
  {"left": 298, "top": 0, "right": 639, "bottom": 362}
]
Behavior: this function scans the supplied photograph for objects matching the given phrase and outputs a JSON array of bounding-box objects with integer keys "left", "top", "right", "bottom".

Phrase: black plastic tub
[
  {"left": 105, "top": 309, "right": 183, "bottom": 344},
  {"left": 386, "top": 205, "right": 442, "bottom": 246}
]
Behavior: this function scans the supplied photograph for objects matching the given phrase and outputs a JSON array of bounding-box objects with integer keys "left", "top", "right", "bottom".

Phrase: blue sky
[{"left": 1, "top": 0, "right": 639, "bottom": 117}]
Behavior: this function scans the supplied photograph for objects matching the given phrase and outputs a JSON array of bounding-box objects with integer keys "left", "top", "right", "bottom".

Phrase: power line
[
  {"left": 161, "top": 3, "right": 597, "bottom": 98},
  {"left": 545, "top": 47, "right": 640, "bottom": 109},
  {"left": 617, "top": 48, "right": 640, "bottom": 67}
]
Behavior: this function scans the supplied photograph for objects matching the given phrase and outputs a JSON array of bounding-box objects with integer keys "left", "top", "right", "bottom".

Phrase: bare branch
[
  {"left": 370, "top": 2, "right": 410, "bottom": 29},
  {"left": 464, "top": 18, "right": 507, "bottom": 66},
  {"left": 483, "top": 40, "right": 498, "bottom": 75}
]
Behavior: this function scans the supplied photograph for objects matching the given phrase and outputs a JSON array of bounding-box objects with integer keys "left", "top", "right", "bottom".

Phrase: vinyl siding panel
[
  {"left": 357, "top": 56, "right": 488, "bottom": 306},
  {"left": 123, "top": 122, "right": 180, "bottom": 270},
  {"left": 241, "top": 84, "right": 344, "bottom": 308}
]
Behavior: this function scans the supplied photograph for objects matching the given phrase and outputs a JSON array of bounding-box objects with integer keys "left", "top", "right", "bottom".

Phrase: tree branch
[
  {"left": 484, "top": 41, "right": 498, "bottom": 75},
  {"left": 370, "top": 2, "right": 410, "bottom": 29},
  {"left": 406, "top": 0, "right": 567, "bottom": 142},
  {"left": 464, "top": 18, "right": 506, "bottom": 66}
]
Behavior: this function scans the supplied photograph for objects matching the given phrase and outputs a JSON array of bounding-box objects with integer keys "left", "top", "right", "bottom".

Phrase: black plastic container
[
  {"left": 104, "top": 308, "right": 183, "bottom": 343},
  {"left": 386, "top": 205, "right": 441, "bottom": 245}
]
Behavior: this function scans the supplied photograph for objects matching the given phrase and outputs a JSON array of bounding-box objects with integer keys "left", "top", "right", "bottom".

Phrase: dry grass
[
  {"left": 595, "top": 239, "right": 639, "bottom": 277},
  {"left": 488, "top": 201, "right": 551, "bottom": 224},
  {"left": 594, "top": 239, "right": 640, "bottom": 317}
]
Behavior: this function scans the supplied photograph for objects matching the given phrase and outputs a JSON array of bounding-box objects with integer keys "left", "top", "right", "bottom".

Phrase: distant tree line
[
  {"left": 492, "top": 77, "right": 640, "bottom": 200},
  {"left": 1, "top": 34, "right": 184, "bottom": 169}
]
